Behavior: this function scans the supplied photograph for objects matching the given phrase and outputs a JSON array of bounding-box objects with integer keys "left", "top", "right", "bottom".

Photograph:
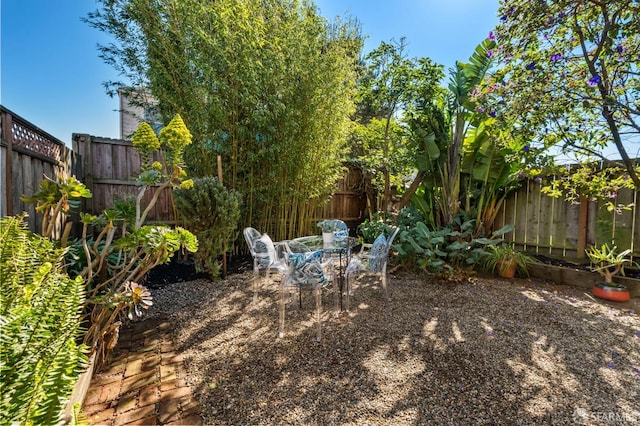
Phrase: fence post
[
  {"left": 72, "top": 134, "right": 94, "bottom": 214},
  {"left": 1, "top": 110, "right": 14, "bottom": 216},
  {"left": 576, "top": 194, "right": 589, "bottom": 259}
]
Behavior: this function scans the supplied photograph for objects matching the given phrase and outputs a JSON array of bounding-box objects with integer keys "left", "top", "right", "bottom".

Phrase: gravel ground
[{"left": 141, "top": 269, "right": 640, "bottom": 425}]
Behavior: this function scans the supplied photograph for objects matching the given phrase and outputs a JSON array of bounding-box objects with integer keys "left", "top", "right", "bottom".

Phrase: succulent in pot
[{"left": 586, "top": 244, "right": 635, "bottom": 302}]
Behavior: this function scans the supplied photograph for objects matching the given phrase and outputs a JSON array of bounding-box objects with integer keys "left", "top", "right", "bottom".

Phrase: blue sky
[{"left": 1, "top": 0, "right": 499, "bottom": 146}]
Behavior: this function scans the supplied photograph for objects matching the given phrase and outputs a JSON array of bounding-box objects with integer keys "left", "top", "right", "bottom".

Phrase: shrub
[
  {"left": 393, "top": 211, "right": 512, "bottom": 273},
  {"left": 0, "top": 215, "right": 87, "bottom": 425},
  {"left": 174, "top": 177, "right": 241, "bottom": 279},
  {"left": 357, "top": 211, "right": 397, "bottom": 243},
  {"left": 21, "top": 115, "right": 198, "bottom": 366}
]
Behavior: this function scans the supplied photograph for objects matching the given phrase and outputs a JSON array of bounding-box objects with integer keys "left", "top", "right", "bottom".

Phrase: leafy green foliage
[
  {"left": 22, "top": 119, "right": 198, "bottom": 366},
  {"left": 357, "top": 211, "right": 396, "bottom": 244},
  {"left": 539, "top": 162, "right": 637, "bottom": 213},
  {"left": 392, "top": 211, "right": 509, "bottom": 272},
  {"left": 20, "top": 174, "right": 92, "bottom": 245},
  {"left": 131, "top": 122, "right": 161, "bottom": 170},
  {"left": 86, "top": 0, "right": 363, "bottom": 241},
  {"left": 159, "top": 114, "right": 192, "bottom": 168},
  {"left": 0, "top": 215, "right": 88, "bottom": 425},
  {"left": 403, "top": 38, "right": 525, "bottom": 234},
  {"left": 173, "top": 177, "right": 241, "bottom": 279},
  {"left": 586, "top": 243, "right": 637, "bottom": 284},
  {"left": 478, "top": 0, "right": 640, "bottom": 188},
  {"left": 353, "top": 37, "right": 444, "bottom": 213}
]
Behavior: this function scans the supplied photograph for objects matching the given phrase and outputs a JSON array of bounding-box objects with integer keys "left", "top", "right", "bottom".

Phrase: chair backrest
[
  {"left": 284, "top": 250, "right": 329, "bottom": 289},
  {"left": 369, "top": 233, "right": 388, "bottom": 273},
  {"left": 243, "top": 227, "right": 262, "bottom": 256},
  {"left": 386, "top": 226, "right": 400, "bottom": 247},
  {"left": 252, "top": 233, "right": 279, "bottom": 268}
]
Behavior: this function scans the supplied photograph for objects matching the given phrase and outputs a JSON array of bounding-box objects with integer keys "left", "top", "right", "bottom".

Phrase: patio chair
[
  {"left": 243, "top": 227, "right": 287, "bottom": 302},
  {"left": 280, "top": 247, "right": 334, "bottom": 342},
  {"left": 344, "top": 226, "right": 399, "bottom": 311}
]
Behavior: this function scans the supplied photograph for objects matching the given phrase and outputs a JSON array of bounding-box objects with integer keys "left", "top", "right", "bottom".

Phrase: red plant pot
[{"left": 593, "top": 282, "right": 630, "bottom": 302}]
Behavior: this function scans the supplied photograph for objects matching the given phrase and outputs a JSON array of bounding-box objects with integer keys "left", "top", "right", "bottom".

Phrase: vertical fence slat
[{"left": 494, "top": 174, "right": 640, "bottom": 259}]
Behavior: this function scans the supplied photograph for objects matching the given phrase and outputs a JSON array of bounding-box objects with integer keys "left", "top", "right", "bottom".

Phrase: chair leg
[
  {"left": 252, "top": 269, "right": 259, "bottom": 302},
  {"left": 279, "top": 284, "right": 286, "bottom": 338},
  {"left": 314, "top": 287, "right": 322, "bottom": 342},
  {"left": 333, "top": 275, "right": 340, "bottom": 316},
  {"left": 345, "top": 272, "right": 351, "bottom": 312},
  {"left": 382, "top": 273, "right": 389, "bottom": 301}
]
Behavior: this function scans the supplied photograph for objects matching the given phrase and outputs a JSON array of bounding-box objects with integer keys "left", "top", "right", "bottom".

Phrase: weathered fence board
[
  {"left": 495, "top": 173, "right": 640, "bottom": 260},
  {"left": 1, "top": 106, "right": 79, "bottom": 233},
  {"left": 73, "top": 134, "right": 176, "bottom": 223}
]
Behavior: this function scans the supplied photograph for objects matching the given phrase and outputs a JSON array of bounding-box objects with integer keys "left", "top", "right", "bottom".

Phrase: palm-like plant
[{"left": 586, "top": 244, "right": 636, "bottom": 285}]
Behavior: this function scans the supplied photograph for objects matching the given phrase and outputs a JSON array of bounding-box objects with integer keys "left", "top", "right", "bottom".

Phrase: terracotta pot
[
  {"left": 593, "top": 282, "right": 631, "bottom": 302},
  {"left": 497, "top": 259, "right": 517, "bottom": 279}
]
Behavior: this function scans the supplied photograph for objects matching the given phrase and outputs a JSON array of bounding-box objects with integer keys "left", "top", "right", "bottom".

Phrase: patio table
[{"left": 288, "top": 235, "right": 359, "bottom": 311}]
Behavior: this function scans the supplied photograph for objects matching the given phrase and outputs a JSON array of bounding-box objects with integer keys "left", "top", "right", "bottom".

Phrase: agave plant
[{"left": 586, "top": 244, "right": 636, "bottom": 285}]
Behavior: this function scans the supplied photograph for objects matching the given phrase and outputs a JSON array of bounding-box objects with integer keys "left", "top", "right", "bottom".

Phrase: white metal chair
[{"left": 344, "top": 226, "right": 399, "bottom": 311}]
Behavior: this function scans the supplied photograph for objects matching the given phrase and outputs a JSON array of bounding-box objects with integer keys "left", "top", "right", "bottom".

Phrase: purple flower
[
  {"left": 550, "top": 53, "right": 562, "bottom": 62},
  {"left": 588, "top": 75, "right": 601, "bottom": 86},
  {"left": 518, "top": 172, "right": 526, "bottom": 179},
  {"left": 616, "top": 44, "right": 625, "bottom": 54},
  {"left": 526, "top": 61, "right": 536, "bottom": 70},
  {"left": 612, "top": 351, "right": 620, "bottom": 358},
  {"left": 634, "top": 331, "right": 640, "bottom": 338},
  {"left": 489, "top": 31, "right": 496, "bottom": 41},
  {"left": 500, "top": 14, "right": 508, "bottom": 22},
  {"left": 487, "top": 331, "right": 494, "bottom": 337},
  {"left": 522, "top": 145, "right": 530, "bottom": 152},
  {"left": 487, "top": 49, "right": 494, "bottom": 58},
  {"left": 476, "top": 106, "right": 485, "bottom": 113},
  {"left": 489, "top": 111, "right": 496, "bottom": 118},
  {"left": 558, "top": 12, "right": 566, "bottom": 19},
  {"left": 534, "top": 177, "right": 542, "bottom": 183},
  {"left": 606, "top": 192, "right": 617, "bottom": 199},
  {"left": 607, "top": 361, "right": 615, "bottom": 368}
]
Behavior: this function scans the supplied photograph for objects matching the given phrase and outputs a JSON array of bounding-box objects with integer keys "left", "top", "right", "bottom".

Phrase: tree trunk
[{"left": 397, "top": 170, "right": 425, "bottom": 210}]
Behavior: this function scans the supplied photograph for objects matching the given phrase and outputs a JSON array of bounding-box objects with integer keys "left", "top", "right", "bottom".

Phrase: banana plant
[
  {"left": 460, "top": 121, "right": 521, "bottom": 236},
  {"left": 406, "top": 38, "right": 499, "bottom": 228}
]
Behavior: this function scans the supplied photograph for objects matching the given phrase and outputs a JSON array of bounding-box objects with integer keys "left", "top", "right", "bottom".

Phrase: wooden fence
[
  {"left": 72, "top": 134, "right": 175, "bottom": 224},
  {"left": 493, "top": 177, "right": 639, "bottom": 260},
  {"left": 1, "top": 106, "right": 79, "bottom": 234},
  {"left": 72, "top": 134, "right": 368, "bottom": 230},
  {"left": 13, "top": 105, "right": 635, "bottom": 260}
]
